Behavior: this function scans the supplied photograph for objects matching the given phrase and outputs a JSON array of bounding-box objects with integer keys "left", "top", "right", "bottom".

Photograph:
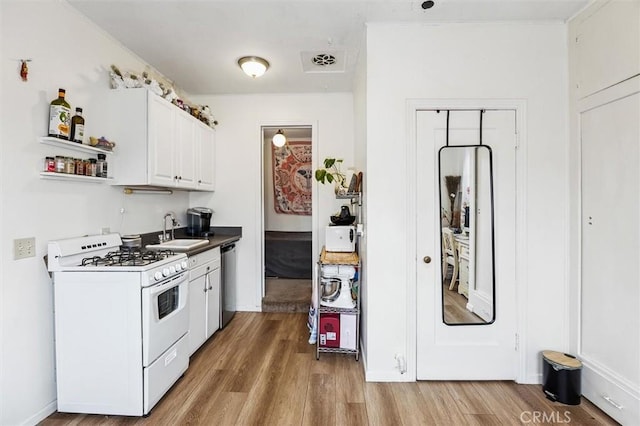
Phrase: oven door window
[{"left": 157, "top": 286, "right": 179, "bottom": 319}]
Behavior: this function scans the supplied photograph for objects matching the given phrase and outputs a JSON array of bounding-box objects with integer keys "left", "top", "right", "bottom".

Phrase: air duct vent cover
[{"left": 301, "top": 50, "right": 346, "bottom": 73}]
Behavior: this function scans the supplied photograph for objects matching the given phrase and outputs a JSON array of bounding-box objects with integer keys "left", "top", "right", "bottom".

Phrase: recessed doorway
[{"left": 261, "top": 126, "right": 313, "bottom": 312}]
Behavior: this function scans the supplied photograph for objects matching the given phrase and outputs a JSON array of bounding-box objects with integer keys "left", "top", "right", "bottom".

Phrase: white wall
[
  {"left": 352, "top": 33, "right": 368, "bottom": 365},
  {"left": 190, "top": 93, "right": 355, "bottom": 312},
  {"left": 0, "top": 2, "right": 206, "bottom": 424},
  {"left": 364, "top": 23, "right": 569, "bottom": 382}
]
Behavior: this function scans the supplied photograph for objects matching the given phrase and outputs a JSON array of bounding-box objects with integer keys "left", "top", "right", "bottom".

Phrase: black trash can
[{"left": 542, "top": 350, "right": 582, "bottom": 405}]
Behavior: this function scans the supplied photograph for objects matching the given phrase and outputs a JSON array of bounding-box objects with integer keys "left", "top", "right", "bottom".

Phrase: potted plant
[{"left": 314, "top": 158, "right": 348, "bottom": 194}]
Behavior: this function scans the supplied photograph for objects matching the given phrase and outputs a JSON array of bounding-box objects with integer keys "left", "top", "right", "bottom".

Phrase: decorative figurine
[{"left": 20, "top": 59, "right": 31, "bottom": 82}]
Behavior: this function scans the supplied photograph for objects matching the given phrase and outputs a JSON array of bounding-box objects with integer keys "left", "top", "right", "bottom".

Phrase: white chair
[{"left": 442, "top": 227, "right": 459, "bottom": 290}]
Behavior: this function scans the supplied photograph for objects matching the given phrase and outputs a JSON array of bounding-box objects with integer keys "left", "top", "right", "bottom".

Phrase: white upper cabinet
[
  {"left": 195, "top": 120, "right": 216, "bottom": 191},
  {"left": 576, "top": 0, "right": 640, "bottom": 98},
  {"left": 105, "top": 88, "right": 215, "bottom": 191},
  {"left": 174, "top": 111, "right": 198, "bottom": 189}
]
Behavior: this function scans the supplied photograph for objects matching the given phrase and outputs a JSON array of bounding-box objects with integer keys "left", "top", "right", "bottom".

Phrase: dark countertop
[{"left": 140, "top": 226, "right": 242, "bottom": 256}]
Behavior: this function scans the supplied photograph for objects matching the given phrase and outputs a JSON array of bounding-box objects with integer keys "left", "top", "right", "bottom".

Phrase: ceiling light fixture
[
  {"left": 238, "top": 56, "right": 270, "bottom": 78},
  {"left": 272, "top": 129, "right": 286, "bottom": 147}
]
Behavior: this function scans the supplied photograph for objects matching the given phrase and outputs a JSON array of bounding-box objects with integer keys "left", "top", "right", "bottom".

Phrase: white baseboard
[
  {"left": 20, "top": 400, "right": 56, "bottom": 426},
  {"left": 519, "top": 372, "right": 542, "bottom": 385},
  {"left": 237, "top": 305, "right": 261, "bottom": 312}
]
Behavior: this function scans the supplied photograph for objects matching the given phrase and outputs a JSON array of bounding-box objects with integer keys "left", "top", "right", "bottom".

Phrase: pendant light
[
  {"left": 272, "top": 129, "right": 286, "bottom": 147},
  {"left": 238, "top": 56, "right": 270, "bottom": 78}
]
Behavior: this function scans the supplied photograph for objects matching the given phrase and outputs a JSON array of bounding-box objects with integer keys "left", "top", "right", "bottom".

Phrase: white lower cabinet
[{"left": 188, "top": 247, "right": 221, "bottom": 356}]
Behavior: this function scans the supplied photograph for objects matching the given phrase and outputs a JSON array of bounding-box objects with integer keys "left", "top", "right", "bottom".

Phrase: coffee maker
[{"left": 186, "top": 207, "right": 214, "bottom": 236}]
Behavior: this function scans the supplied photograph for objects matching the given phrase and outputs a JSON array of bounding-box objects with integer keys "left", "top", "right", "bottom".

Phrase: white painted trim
[
  {"left": 578, "top": 74, "right": 640, "bottom": 113},
  {"left": 406, "top": 98, "right": 529, "bottom": 383},
  {"left": 257, "top": 120, "right": 319, "bottom": 311},
  {"left": 20, "top": 400, "right": 56, "bottom": 426}
]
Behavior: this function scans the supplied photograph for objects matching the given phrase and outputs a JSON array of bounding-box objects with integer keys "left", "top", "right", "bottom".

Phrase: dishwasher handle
[{"left": 222, "top": 243, "right": 235, "bottom": 253}]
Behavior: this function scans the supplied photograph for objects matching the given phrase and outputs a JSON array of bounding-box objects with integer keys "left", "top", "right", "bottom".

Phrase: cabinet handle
[
  {"left": 198, "top": 180, "right": 202, "bottom": 184},
  {"left": 602, "top": 396, "right": 624, "bottom": 410},
  {"left": 174, "top": 175, "right": 178, "bottom": 180},
  {"left": 423, "top": 256, "right": 432, "bottom": 264}
]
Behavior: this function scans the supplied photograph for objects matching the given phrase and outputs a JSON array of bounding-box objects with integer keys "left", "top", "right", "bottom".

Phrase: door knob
[{"left": 423, "top": 256, "right": 432, "bottom": 264}]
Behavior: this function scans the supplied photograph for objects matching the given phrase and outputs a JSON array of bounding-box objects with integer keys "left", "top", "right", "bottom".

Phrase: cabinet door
[
  {"left": 195, "top": 123, "right": 216, "bottom": 191},
  {"left": 188, "top": 276, "right": 207, "bottom": 356},
  {"left": 576, "top": 0, "right": 640, "bottom": 98},
  {"left": 581, "top": 89, "right": 639, "bottom": 425},
  {"left": 206, "top": 268, "right": 221, "bottom": 338},
  {"left": 148, "top": 95, "right": 176, "bottom": 187},
  {"left": 174, "top": 112, "right": 197, "bottom": 189}
]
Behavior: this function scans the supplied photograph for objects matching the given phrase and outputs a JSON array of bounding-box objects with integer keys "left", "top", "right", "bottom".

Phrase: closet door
[{"left": 580, "top": 86, "right": 639, "bottom": 425}]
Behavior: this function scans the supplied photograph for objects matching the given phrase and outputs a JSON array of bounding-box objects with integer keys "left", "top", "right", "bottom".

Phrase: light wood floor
[
  {"left": 443, "top": 280, "right": 485, "bottom": 325},
  {"left": 42, "top": 312, "right": 617, "bottom": 426}
]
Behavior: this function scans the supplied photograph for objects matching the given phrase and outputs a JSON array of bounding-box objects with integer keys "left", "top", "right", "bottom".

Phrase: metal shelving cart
[
  {"left": 316, "top": 190, "right": 363, "bottom": 361},
  {"left": 316, "top": 248, "right": 361, "bottom": 360}
]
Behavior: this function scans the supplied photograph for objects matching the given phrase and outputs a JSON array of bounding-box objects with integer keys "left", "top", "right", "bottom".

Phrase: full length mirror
[{"left": 439, "top": 145, "right": 495, "bottom": 325}]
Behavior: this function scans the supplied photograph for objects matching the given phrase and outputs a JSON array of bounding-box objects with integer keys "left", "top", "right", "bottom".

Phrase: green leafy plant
[{"left": 314, "top": 158, "right": 346, "bottom": 186}]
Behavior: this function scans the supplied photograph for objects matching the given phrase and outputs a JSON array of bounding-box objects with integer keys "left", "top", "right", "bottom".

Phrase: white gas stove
[{"left": 48, "top": 233, "right": 190, "bottom": 416}]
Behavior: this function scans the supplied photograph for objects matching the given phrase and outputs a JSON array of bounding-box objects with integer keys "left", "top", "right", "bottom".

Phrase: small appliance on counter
[
  {"left": 186, "top": 207, "right": 214, "bottom": 236},
  {"left": 325, "top": 225, "right": 356, "bottom": 252}
]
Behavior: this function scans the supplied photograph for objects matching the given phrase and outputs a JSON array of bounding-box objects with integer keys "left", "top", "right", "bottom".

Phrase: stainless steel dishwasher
[{"left": 220, "top": 243, "right": 236, "bottom": 328}]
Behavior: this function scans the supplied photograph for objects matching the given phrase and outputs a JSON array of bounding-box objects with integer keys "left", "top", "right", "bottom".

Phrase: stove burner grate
[{"left": 80, "top": 248, "right": 177, "bottom": 267}]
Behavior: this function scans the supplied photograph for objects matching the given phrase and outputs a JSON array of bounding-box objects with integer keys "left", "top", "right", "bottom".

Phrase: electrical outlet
[
  {"left": 101, "top": 227, "right": 110, "bottom": 235},
  {"left": 14, "top": 237, "right": 35, "bottom": 260}
]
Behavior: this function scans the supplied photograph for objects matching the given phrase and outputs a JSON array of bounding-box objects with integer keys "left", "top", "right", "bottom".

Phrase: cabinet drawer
[
  {"left": 582, "top": 363, "right": 639, "bottom": 425},
  {"left": 189, "top": 247, "right": 221, "bottom": 280}
]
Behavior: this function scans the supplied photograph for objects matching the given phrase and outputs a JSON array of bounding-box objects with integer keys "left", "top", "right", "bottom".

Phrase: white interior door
[{"left": 416, "top": 110, "right": 517, "bottom": 379}]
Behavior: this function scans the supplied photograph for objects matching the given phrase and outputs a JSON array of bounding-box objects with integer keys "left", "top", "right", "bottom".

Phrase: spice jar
[
  {"left": 75, "top": 158, "right": 84, "bottom": 175},
  {"left": 44, "top": 157, "right": 55, "bottom": 172},
  {"left": 55, "top": 156, "right": 65, "bottom": 173},
  {"left": 64, "top": 157, "right": 75, "bottom": 174},
  {"left": 96, "top": 153, "right": 107, "bottom": 178},
  {"left": 87, "top": 158, "right": 97, "bottom": 177}
]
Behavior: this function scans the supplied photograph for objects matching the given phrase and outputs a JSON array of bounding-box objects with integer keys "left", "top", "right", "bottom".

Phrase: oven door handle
[{"left": 149, "top": 272, "right": 187, "bottom": 295}]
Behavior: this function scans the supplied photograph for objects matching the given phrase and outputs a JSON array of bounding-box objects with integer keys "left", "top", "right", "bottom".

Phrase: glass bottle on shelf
[
  {"left": 69, "top": 107, "right": 85, "bottom": 144},
  {"left": 48, "top": 88, "right": 71, "bottom": 140}
]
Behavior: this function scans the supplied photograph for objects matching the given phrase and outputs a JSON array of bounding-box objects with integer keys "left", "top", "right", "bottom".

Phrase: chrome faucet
[{"left": 163, "top": 212, "right": 177, "bottom": 242}]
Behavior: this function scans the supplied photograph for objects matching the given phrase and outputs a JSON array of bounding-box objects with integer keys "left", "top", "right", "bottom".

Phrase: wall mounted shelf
[
  {"left": 39, "top": 172, "right": 112, "bottom": 183},
  {"left": 39, "top": 137, "right": 115, "bottom": 156}
]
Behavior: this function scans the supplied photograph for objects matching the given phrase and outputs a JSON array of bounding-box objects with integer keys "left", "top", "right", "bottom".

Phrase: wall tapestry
[{"left": 272, "top": 141, "right": 312, "bottom": 215}]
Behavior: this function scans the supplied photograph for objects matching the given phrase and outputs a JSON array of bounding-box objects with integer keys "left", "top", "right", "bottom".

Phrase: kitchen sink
[{"left": 146, "top": 239, "right": 209, "bottom": 252}]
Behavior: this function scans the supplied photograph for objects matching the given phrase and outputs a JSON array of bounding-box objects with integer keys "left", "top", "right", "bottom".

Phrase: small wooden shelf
[
  {"left": 40, "top": 137, "right": 115, "bottom": 156},
  {"left": 320, "top": 247, "right": 359, "bottom": 265},
  {"left": 39, "top": 172, "right": 112, "bottom": 183}
]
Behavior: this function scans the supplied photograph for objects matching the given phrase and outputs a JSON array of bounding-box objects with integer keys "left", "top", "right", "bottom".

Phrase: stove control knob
[
  {"left": 154, "top": 271, "right": 163, "bottom": 281},
  {"left": 162, "top": 268, "right": 170, "bottom": 277},
  {"left": 175, "top": 263, "right": 182, "bottom": 272},
  {"left": 181, "top": 260, "right": 188, "bottom": 270},
  {"left": 169, "top": 265, "right": 176, "bottom": 274}
]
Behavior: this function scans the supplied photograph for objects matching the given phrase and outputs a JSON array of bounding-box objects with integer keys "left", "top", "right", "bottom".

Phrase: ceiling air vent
[
  {"left": 312, "top": 53, "right": 336, "bottom": 66},
  {"left": 300, "top": 50, "right": 346, "bottom": 73}
]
